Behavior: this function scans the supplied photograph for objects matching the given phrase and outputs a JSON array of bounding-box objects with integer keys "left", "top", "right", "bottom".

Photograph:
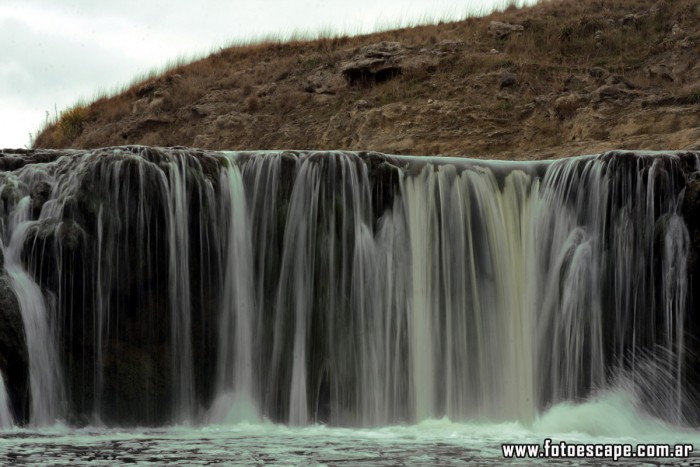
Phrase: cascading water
[
  {"left": 0, "top": 177, "right": 65, "bottom": 426},
  {"left": 0, "top": 147, "right": 697, "bottom": 430},
  {"left": 0, "top": 371, "right": 13, "bottom": 429},
  {"left": 207, "top": 159, "right": 258, "bottom": 424}
]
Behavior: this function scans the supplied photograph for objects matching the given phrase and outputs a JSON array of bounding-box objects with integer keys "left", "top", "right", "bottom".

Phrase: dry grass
[
  {"left": 32, "top": 0, "right": 700, "bottom": 157},
  {"left": 33, "top": 105, "right": 89, "bottom": 148}
]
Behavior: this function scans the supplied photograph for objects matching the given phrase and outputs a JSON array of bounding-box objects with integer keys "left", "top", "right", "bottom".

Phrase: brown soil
[{"left": 33, "top": 0, "right": 700, "bottom": 160}]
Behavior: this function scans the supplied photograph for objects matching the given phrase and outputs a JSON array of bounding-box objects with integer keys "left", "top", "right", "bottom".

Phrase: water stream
[{"left": 0, "top": 147, "right": 697, "bottom": 463}]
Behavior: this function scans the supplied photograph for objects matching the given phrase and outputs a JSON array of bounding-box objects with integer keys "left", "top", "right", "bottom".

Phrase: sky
[{"left": 0, "top": 0, "right": 532, "bottom": 148}]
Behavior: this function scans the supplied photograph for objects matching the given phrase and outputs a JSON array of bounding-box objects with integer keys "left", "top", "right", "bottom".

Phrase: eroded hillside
[{"left": 33, "top": 0, "right": 700, "bottom": 159}]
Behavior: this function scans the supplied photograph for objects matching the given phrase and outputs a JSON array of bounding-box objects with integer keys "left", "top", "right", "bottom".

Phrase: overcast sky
[{"left": 0, "top": 0, "right": 531, "bottom": 148}]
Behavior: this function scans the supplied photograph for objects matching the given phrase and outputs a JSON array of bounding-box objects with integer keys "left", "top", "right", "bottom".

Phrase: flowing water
[
  {"left": 0, "top": 374, "right": 12, "bottom": 430},
  {"left": 1, "top": 392, "right": 699, "bottom": 465},
  {"left": 0, "top": 147, "right": 698, "bottom": 464}
]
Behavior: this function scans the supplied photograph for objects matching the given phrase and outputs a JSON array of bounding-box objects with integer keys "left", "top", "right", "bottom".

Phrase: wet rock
[
  {"left": 488, "top": 21, "right": 524, "bottom": 40},
  {"left": 0, "top": 276, "right": 30, "bottom": 424},
  {"left": 0, "top": 150, "right": 65, "bottom": 171},
  {"left": 22, "top": 220, "right": 87, "bottom": 292},
  {"left": 682, "top": 171, "right": 700, "bottom": 410},
  {"left": 360, "top": 152, "right": 401, "bottom": 216},
  {"left": 30, "top": 181, "right": 52, "bottom": 218},
  {"left": 100, "top": 342, "right": 172, "bottom": 426},
  {"left": 1, "top": 183, "right": 21, "bottom": 209}
]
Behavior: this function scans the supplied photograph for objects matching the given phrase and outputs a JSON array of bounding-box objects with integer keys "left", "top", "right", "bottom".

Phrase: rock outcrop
[
  {"left": 488, "top": 21, "right": 524, "bottom": 40},
  {"left": 339, "top": 41, "right": 439, "bottom": 86},
  {"left": 341, "top": 41, "right": 406, "bottom": 85},
  {"left": 0, "top": 275, "right": 29, "bottom": 424}
]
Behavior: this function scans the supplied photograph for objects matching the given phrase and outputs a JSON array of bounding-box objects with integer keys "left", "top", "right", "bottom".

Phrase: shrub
[{"left": 53, "top": 106, "right": 89, "bottom": 146}]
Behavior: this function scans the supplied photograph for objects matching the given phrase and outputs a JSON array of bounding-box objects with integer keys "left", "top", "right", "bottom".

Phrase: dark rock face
[
  {"left": 0, "top": 147, "right": 228, "bottom": 425},
  {"left": 0, "top": 276, "right": 29, "bottom": 424},
  {"left": 0, "top": 147, "right": 405, "bottom": 426},
  {"left": 682, "top": 169, "right": 700, "bottom": 421},
  {"left": 0, "top": 147, "right": 700, "bottom": 427}
]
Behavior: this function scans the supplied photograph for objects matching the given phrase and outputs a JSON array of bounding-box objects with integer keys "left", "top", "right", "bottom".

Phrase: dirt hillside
[{"left": 33, "top": 0, "right": 700, "bottom": 160}]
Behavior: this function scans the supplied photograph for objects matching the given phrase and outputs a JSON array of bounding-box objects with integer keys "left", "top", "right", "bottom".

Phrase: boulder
[
  {"left": 341, "top": 42, "right": 406, "bottom": 85},
  {"left": 488, "top": 21, "right": 524, "bottom": 40},
  {"left": 553, "top": 94, "right": 583, "bottom": 120}
]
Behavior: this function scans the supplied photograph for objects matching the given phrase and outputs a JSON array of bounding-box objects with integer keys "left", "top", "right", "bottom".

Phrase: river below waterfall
[{"left": 1, "top": 391, "right": 699, "bottom": 465}]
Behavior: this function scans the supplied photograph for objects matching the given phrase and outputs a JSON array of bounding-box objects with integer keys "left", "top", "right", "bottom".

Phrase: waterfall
[
  {"left": 402, "top": 166, "right": 538, "bottom": 421},
  {"left": 207, "top": 157, "right": 258, "bottom": 423},
  {"left": 0, "top": 179, "right": 65, "bottom": 426},
  {"left": 0, "top": 371, "right": 13, "bottom": 429},
  {"left": 0, "top": 147, "right": 696, "bottom": 428},
  {"left": 165, "top": 155, "right": 196, "bottom": 422}
]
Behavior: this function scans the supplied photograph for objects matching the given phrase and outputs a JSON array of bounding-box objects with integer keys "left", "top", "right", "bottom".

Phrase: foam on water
[
  {"left": 1, "top": 389, "right": 698, "bottom": 465},
  {"left": 196, "top": 387, "right": 700, "bottom": 443},
  {"left": 533, "top": 391, "right": 700, "bottom": 443},
  {"left": 206, "top": 391, "right": 261, "bottom": 425}
]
